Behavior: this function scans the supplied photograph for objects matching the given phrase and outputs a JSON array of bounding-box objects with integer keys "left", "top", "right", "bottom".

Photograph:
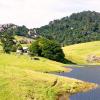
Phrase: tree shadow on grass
[{"left": 62, "top": 58, "right": 76, "bottom": 65}]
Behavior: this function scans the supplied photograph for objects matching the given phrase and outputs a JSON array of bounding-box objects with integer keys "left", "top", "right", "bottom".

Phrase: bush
[
  {"left": 29, "top": 41, "right": 40, "bottom": 56},
  {"left": 11, "top": 45, "right": 17, "bottom": 52},
  {"left": 29, "top": 38, "right": 65, "bottom": 62}
]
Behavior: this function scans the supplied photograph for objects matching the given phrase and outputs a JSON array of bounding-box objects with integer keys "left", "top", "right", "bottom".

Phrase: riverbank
[
  {"left": 57, "top": 66, "right": 100, "bottom": 100},
  {"left": 0, "top": 53, "right": 98, "bottom": 100},
  {"left": 0, "top": 65, "right": 97, "bottom": 100}
]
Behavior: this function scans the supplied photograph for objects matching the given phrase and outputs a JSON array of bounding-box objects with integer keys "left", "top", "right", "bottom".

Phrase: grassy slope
[
  {"left": 63, "top": 41, "right": 100, "bottom": 65},
  {"left": 15, "top": 36, "right": 33, "bottom": 47},
  {"left": 0, "top": 51, "right": 97, "bottom": 99},
  {"left": 0, "top": 64, "right": 96, "bottom": 100},
  {"left": 15, "top": 36, "right": 33, "bottom": 41},
  {"left": 0, "top": 54, "right": 70, "bottom": 72}
]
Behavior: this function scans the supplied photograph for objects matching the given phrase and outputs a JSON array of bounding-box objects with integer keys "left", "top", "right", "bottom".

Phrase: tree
[
  {"left": 15, "top": 25, "right": 29, "bottom": 36},
  {"left": 29, "top": 38, "right": 65, "bottom": 62},
  {"left": 29, "top": 41, "right": 40, "bottom": 56},
  {"left": 0, "top": 31, "right": 16, "bottom": 53}
]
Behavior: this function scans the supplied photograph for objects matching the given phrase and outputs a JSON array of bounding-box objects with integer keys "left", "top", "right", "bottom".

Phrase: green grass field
[
  {"left": 63, "top": 41, "right": 100, "bottom": 65},
  {"left": 0, "top": 53, "right": 97, "bottom": 100},
  {"left": 0, "top": 53, "right": 70, "bottom": 72},
  {"left": 0, "top": 64, "right": 96, "bottom": 100}
]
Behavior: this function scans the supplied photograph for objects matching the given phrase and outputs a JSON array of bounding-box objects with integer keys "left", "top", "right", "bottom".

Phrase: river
[{"left": 57, "top": 65, "right": 100, "bottom": 100}]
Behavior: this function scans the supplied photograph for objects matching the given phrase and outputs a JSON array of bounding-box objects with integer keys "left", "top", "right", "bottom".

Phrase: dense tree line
[
  {"left": 15, "top": 25, "right": 29, "bottom": 36},
  {"left": 36, "top": 11, "right": 100, "bottom": 45},
  {"left": 0, "top": 24, "right": 36, "bottom": 38}
]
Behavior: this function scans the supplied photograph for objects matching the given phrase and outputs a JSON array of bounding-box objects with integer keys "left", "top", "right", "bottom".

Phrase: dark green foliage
[
  {"left": 11, "top": 45, "right": 17, "bottom": 52},
  {"left": 0, "top": 24, "right": 29, "bottom": 37},
  {"left": 15, "top": 25, "right": 29, "bottom": 36},
  {"left": 17, "top": 44, "right": 23, "bottom": 50},
  {"left": 29, "top": 38, "right": 65, "bottom": 62},
  {"left": 36, "top": 11, "right": 100, "bottom": 45},
  {"left": 0, "top": 32, "right": 16, "bottom": 53},
  {"left": 29, "top": 41, "right": 40, "bottom": 56}
]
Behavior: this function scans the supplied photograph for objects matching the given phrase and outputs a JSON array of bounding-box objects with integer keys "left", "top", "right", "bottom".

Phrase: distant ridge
[
  {"left": 36, "top": 11, "right": 100, "bottom": 45},
  {"left": 0, "top": 23, "right": 39, "bottom": 39},
  {"left": 0, "top": 11, "right": 100, "bottom": 45}
]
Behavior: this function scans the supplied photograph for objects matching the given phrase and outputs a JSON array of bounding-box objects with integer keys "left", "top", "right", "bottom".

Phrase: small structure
[
  {"left": 23, "top": 47, "right": 28, "bottom": 53},
  {"left": 16, "top": 46, "right": 29, "bottom": 54},
  {"left": 16, "top": 49, "right": 23, "bottom": 55},
  {"left": 28, "top": 29, "right": 39, "bottom": 39}
]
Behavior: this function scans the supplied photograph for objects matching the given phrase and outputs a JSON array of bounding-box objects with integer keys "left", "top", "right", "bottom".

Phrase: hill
[
  {"left": 1, "top": 11, "right": 100, "bottom": 46},
  {"left": 36, "top": 11, "right": 100, "bottom": 45},
  {"left": 63, "top": 41, "right": 100, "bottom": 65}
]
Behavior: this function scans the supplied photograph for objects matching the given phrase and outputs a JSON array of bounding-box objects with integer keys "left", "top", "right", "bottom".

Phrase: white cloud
[{"left": 0, "top": 0, "right": 100, "bottom": 28}]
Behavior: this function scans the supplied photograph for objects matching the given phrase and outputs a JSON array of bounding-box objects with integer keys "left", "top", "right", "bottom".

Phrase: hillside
[
  {"left": 0, "top": 64, "right": 96, "bottom": 100},
  {"left": 63, "top": 41, "right": 100, "bottom": 65},
  {"left": 1, "top": 11, "right": 100, "bottom": 46},
  {"left": 36, "top": 11, "right": 100, "bottom": 45},
  {"left": 0, "top": 53, "right": 97, "bottom": 100},
  {"left": 0, "top": 53, "right": 69, "bottom": 72}
]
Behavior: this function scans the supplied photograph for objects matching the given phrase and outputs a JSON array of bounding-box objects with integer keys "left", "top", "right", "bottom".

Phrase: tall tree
[{"left": 0, "top": 28, "right": 16, "bottom": 53}]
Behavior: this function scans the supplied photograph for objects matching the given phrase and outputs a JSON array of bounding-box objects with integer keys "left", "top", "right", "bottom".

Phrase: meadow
[
  {"left": 0, "top": 43, "right": 97, "bottom": 100},
  {"left": 0, "top": 64, "right": 96, "bottom": 100},
  {"left": 0, "top": 53, "right": 70, "bottom": 72},
  {"left": 63, "top": 41, "right": 100, "bottom": 65}
]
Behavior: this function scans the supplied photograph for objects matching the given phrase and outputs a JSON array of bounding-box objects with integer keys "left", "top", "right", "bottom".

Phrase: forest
[{"left": 36, "top": 11, "right": 100, "bottom": 45}]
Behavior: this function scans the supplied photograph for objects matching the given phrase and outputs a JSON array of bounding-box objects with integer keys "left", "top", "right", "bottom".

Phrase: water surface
[{"left": 57, "top": 65, "right": 100, "bottom": 100}]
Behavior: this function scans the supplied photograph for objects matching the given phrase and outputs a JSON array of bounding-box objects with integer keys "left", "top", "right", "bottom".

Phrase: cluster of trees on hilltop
[
  {"left": 0, "top": 24, "right": 28, "bottom": 36},
  {"left": 36, "top": 11, "right": 100, "bottom": 45},
  {"left": 0, "top": 24, "right": 39, "bottom": 39},
  {"left": 15, "top": 25, "right": 29, "bottom": 36}
]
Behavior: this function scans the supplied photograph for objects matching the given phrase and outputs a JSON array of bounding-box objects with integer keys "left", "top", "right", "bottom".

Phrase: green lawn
[{"left": 63, "top": 41, "right": 100, "bottom": 65}]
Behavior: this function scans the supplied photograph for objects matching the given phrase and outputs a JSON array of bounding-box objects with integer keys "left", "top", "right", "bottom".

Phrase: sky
[{"left": 0, "top": 0, "right": 100, "bottom": 28}]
